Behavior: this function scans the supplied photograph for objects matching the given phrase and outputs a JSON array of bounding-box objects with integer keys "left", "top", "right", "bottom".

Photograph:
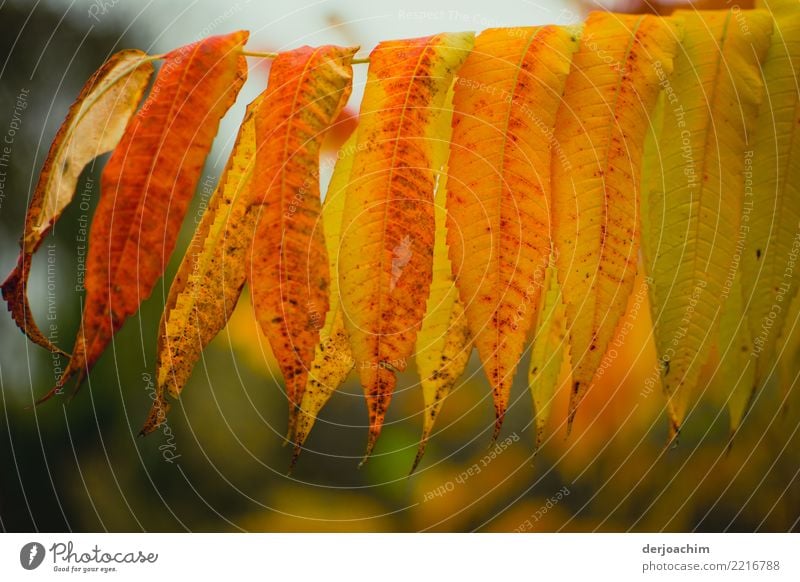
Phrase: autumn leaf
[
  {"left": 528, "top": 262, "right": 569, "bottom": 449},
  {"left": 412, "top": 83, "right": 472, "bottom": 472},
  {"left": 248, "top": 45, "right": 356, "bottom": 439},
  {"left": 777, "top": 288, "right": 800, "bottom": 415},
  {"left": 552, "top": 12, "right": 680, "bottom": 429},
  {"left": 141, "top": 97, "right": 261, "bottom": 435},
  {"left": 292, "top": 133, "right": 357, "bottom": 467},
  {"left": 338, "top": 32, "right": 474, "bottom": 458},
  {"left": 740, "top": 4, "right": 800, "bottom": 403},
  {"left": 42, "top": 31, "right": 249, "bottom": 401},
  {"left": 1, "top": 50, "right": 153, "bottom": 356},
  {"left": 322, "top": 106, "right": 359, "bottom": 156},
  {"left": 759, "top": 0, "right": 798, "bottom": 18},
  {"left": 448, "top": 26, "right": 577, "bottom": 438},
  {"left": 642, "top": 10, "right": 772, "bottom": 438},
  {"left": 713, "top": 273, "right": 756, "bottom": 441}
]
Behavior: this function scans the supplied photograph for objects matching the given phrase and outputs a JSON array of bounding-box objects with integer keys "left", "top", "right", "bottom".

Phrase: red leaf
[{"left": 43, "top": 31, "right": 249, "bottom": 401}]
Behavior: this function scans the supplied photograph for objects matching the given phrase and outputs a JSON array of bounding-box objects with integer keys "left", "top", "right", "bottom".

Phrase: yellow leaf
[
  {"left": 777, "top": 287, "right": 800, "bottom": 414},
  {"left": 339, "top": 32, "right": 474, "bottom": 458},
  {"left": 642, "top": 9, "right": 772, "bottom": 439},
  {"left": 740, "top": 6, "right": 800, "bottom": 396},
  {"left": 714, "top": 273, "right": 756, "bottom": 438},
  {"left": 292, "top": 133, "right": 358, "bottom": 464},
  {"left": 249, "top": 46, "right": 357, "bottom": 438},
  {"left": 1, "top": 50, "right": 153, "bottom": 355},
  {"left": 412, "top": 83, "right": 472, "bottom": 472},
  {"left": 553, "top": 12, "right": 681, "bottom": 430},
  {"left": 448, "top": 26, "right": 577, "bottom": 438},
  {"left": 528, "top": 262, "right": 569, "bottom": 449},
  {"left": 142, "top": 97, "right": 261, "bottom": 435},
  {"left": 757, "top": 0, "right": 799, "bottom": 17}
]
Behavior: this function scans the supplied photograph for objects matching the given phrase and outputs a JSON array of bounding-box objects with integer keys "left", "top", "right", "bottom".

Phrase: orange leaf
[
  {"left": 321, "top": 106, "right": 359, "bottom": 157},
  {"left": 447, "top": 26, "right": 577, "bottom": 438},
  {"left": 338, "top": 33, "right": 473, "bottom": 458},
  {"left": 1, "top": 50, "right": 153, "bottom": 356},
  {"left": 43, "top": 31, "right": 249, "bottom": 401},
  {"left": 249, "top": 46, "right": 357, "bottom": 437},
  {"left": 551, "top": 13, "right": 680, "bottom": 428}
]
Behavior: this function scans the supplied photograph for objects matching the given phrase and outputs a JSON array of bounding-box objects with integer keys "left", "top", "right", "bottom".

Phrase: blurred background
[{"left": 1, "top": 0, "right": 797, "bottom": 533}]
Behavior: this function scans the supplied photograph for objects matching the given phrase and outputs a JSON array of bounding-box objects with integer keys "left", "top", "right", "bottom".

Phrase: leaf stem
[
  {"left": 241, "top": 49, "right": 280, "bottom": 59},
  {"left": 240, "top": 49, "right": 370, "bottom": 64}
]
